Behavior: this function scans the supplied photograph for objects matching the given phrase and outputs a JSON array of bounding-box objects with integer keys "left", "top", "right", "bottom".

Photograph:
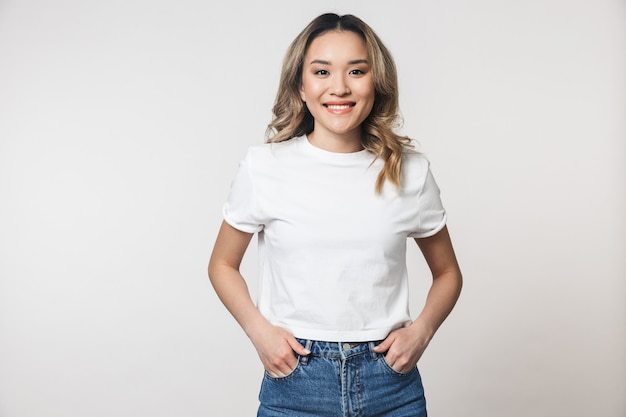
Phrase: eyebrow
[{"left": 309, "top": 59, "right": 369, "bottom": 65}]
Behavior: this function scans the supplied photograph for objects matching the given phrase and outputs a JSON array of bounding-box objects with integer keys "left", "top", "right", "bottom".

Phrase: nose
[{"left": 330, "top": 75, "right": 350, "bottom": 96}]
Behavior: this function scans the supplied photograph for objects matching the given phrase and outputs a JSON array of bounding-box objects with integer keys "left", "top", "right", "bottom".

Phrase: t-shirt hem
[
  {"left": 410, "top": 214, "right": 447, "bottom": 239},
  {"left": 286, "top": 322, "right": 411, "bottom": 342},
  {"left": 222, "top": 206, "right": 263, "bottom": 234}
]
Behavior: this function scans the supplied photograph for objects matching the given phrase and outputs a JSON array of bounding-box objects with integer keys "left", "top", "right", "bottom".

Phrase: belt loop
[
  {"left": 300, "top": 340, "right": 313, "bottom": 365},
  {"left": 368, "top": 341, "right": 378, "bottom": 360}
]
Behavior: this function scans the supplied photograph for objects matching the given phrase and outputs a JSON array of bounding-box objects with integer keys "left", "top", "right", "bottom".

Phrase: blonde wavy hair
[{"left": 266, "top": 13, "right": 413, "bottom": 193}]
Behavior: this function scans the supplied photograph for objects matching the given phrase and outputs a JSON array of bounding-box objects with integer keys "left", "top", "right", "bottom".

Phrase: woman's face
[{"left": 300, "top": 30, "right": 375, "bottom": 147}]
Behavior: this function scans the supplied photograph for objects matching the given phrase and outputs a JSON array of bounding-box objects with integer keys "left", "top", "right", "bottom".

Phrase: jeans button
[{"left": 342, "top": 343, "right": 351, "bottom": 351}]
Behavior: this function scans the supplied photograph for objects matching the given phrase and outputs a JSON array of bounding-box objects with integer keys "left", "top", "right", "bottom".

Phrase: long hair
[{"left": 266, "top": 13, "right": 413, "bottom": 193}]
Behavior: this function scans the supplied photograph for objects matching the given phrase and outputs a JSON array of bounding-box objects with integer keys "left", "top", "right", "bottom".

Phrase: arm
[
  {"left": 208, "top": 220, "right": 309, "bottom": 376},
  {"left": 374, "top": 225, "right": 463, "bottom": 372}
]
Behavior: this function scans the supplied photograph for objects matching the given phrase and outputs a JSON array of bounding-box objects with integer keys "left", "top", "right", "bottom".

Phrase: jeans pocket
[
  {"left": 380, "top": 355, "right": 417, "bottom": 377},
  {"left": 263, "top": 356, "right": 301, "bottom": 382}
]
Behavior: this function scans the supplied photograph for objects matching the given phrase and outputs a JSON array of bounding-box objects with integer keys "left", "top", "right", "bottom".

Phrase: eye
[
  {"left": 314, "top": 69, "right": 329, "bottom": 76},
  {"left": 349, "top": 69, "right": 366, "bottom": 75}
]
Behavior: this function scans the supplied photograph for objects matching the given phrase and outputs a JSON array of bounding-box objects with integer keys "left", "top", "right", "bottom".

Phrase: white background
[{"left": 1, "top": 1, "right": 624, "bottom": 416}]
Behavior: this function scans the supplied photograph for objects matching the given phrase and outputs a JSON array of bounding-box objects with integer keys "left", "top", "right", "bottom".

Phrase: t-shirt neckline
[{"left": 299, "top": 135, "right": 372, "bottom": 163}]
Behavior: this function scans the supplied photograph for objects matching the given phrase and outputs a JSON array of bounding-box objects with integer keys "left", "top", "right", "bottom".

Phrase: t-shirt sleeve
[
  {"left": 408, "top": 166, "right": 447, "bottom": 238},
  {"left": 222, "top": 151, "right": 264, "bottom": 234}
]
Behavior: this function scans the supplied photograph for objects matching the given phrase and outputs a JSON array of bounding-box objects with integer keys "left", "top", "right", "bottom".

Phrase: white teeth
[{"left": 327, "top": 105, "right": 351, "bottom": 110}]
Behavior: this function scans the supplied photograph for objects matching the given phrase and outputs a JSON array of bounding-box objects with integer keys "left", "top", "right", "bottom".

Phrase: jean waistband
[{"left": 296, "top": 338, "right": 383, "bottom": 361}]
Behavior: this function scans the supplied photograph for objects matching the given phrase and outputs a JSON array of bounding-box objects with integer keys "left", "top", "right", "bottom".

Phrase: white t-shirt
[{"left": 223, "top": 136, "right": 446, "bottom": 342}]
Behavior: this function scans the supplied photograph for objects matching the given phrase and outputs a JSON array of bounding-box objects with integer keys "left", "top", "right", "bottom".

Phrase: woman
[{"left": 209, "top": 13, "right": 462, "bottom": 417}]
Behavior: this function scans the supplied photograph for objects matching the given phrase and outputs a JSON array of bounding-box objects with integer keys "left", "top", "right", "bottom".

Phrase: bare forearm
[
  {"left": 374, "top": 267, "right": 461, "bottom": 371},
  {"left": 209, "top": 258, "right": 310, "bottom": 376},
  {"left": 208, "top": 264, "right": 267, "bottom": 337},
  {"left": 208, "top": 221, "right": 309, "bottom": 376},
  {"left": 411, "top": 227, "right": 463, "bottom": 341},
  {"left": 208, "top": 221, "right": 268, "bottom": 337},
  {"left": 411, "top": 268, "right": 462, "bottom": 340}
]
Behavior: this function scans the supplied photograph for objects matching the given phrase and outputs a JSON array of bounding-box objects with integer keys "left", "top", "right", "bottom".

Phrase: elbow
[
  {"left": 454, "top": 268, "right": 463, "bottom": 298},
  {"left": 208, "top": 260, "right": 220, "bottom": 286},
  {"left": 207, "top": 257, "right": 219, "bottom": 285}
]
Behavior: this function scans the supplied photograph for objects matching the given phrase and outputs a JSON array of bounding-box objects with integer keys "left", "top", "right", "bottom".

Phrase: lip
[{"left": 323, "top": 101, "right": 356, "bottom": 115}]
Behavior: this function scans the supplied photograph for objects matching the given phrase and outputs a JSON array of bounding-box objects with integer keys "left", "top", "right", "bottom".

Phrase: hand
[
  {"left": 248, "top": 321, "right": 310, "bottom": 377},
  {"left": 373, "top": 323, "right": 432, "bottom": 373}
]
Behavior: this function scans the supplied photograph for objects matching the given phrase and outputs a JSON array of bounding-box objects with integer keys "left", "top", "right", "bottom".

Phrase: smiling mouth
[{"left": 324, "top": 103, "right": 355, "bottom": 111}]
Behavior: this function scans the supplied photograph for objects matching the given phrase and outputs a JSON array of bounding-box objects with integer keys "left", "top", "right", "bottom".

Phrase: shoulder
[
  {"left": 240, "top": 137, "right": 303, "bottom": 178},
  {"left": 245, "top": 137, "right": 301, "bottom": 162},
  {"left": 402, "top": 146, "right": 431, "bottom": 174},
  {"left": 399, "top": 142, "right": 437, "bottom": 193}
]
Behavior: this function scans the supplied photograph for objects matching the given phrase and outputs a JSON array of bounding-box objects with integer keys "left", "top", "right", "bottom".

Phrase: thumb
[
  {"left": 288, "top": 337, "right": 311, "bottom": 355},
  {"left": 373, "top": 336, "right": 393, "bottom": 353}
]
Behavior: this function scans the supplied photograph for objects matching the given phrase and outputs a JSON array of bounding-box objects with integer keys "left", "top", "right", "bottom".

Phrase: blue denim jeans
[{"left": 258, "top": 339, "right": 427, "bottom": 417}]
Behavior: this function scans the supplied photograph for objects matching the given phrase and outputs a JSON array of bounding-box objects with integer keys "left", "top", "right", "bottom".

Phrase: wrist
[
  {"left": 409, "top": 318, "right": 436, "bottom": 342},
  {"left": 242, "top": 313, "right": 270, "bottom": 340}
]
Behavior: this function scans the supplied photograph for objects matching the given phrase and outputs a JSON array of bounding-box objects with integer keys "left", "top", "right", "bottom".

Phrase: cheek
[
  {"left": 353, "top": 79, "right": 375, "bottom": 101},
  {"left": 301, "top": 79, "right": 322, "bottom": 98},
  {"left": 358, "top": 85, "right": 376, "bottom": 115}
]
